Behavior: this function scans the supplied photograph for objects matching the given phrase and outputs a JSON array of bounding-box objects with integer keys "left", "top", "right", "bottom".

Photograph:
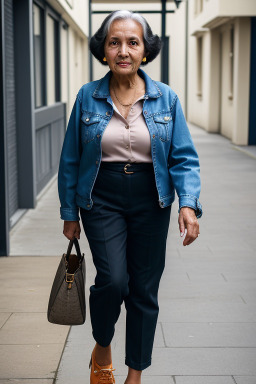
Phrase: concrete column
[
  {"left": 207, "top": 28, "right": 221, "bottom": 133},
  {"left": 233, "top": 17, "right": 251, "bottom": 145}
]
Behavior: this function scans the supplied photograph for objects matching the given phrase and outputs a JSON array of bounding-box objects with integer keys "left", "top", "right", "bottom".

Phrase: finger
[
  {"left": 65, "top": 231, "right": 75, "bottom": 241},
  {"left": 183, "top": 236, "right": 196, "bottom": 246},
  {"left": 75, "top": 225, "right": 81, "bottom": 239},
  {"left": 183, "top": 233, "right": 197, "bottom": 246},
  {"left": 178, "top": 215, "right": 186, "bottom": 237},
  {"left": 183, "top": 223, "right": 198, "bottom": 246}
]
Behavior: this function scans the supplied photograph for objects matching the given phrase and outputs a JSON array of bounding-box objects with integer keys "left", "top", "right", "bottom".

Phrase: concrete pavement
[{"left": 0, "top": 123, "right": 255, "bottom": 383}]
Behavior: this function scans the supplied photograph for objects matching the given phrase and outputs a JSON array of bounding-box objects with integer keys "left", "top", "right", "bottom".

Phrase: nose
[{"left": 118, "top": 43, "right": 129, "bottom": 57}]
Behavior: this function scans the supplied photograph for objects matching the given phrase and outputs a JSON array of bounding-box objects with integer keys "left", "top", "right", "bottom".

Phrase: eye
[
  {"left": 130, "top": 41, "right": 138, "bottom": 46},
  {"left": 110, "top": 41, "right": 118, "bottom": 45}
]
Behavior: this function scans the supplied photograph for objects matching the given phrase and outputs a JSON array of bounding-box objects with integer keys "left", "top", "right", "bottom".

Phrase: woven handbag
[{"left": 47, "top": 238, "right": 86, "bottom": 325}]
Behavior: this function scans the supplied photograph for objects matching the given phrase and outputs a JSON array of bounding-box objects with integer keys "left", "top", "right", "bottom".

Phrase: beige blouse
[{"left": 101, "top": 95, "right": 153, "bottom": 163}]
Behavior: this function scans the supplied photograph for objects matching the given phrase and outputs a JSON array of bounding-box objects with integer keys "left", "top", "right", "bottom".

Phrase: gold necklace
[{"left": 112, "top": 80, "right": 137, "bottom": 107}]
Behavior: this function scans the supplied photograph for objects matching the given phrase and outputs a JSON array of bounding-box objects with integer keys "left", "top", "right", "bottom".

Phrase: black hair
[{"left": 89, "top": 10, "right": 162, "bottom": 66}]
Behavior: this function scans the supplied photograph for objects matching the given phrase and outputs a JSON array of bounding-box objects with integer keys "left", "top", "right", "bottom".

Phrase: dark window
[
  {"left": 33, "top": 3, "right": 45, "bottom": 107},
  {"left": 32, "top": 1, "right": 60, "bottom": 108}
]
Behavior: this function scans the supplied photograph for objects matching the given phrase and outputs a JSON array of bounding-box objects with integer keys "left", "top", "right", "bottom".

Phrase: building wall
[
  {"left": 47, "top": 0, "right": 89, "bottom": 120},
  {"left": 166, "top": 1, "right": 186, "bottom": 107},
  {"left": 47, "top": 0, "right": 89, "bottom": 37},
  {"left": 188, "top": 0, "right": 256, "bottom": 145},
  {"left": 191, "top": 0, "right": 256, "bottom": 30},
  {"left": 67, "top": 27, "right": 88, "bottom": 117}
]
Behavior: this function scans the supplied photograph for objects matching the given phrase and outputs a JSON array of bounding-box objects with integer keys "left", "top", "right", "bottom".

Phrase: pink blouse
[{"left": 101, "top": 95, "right": 153, "bottom": 163}]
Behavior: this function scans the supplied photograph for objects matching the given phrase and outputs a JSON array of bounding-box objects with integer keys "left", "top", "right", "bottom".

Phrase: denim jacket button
[
  {"left": 87, "top": 204, "right": 90, "bottom": 208},
  {"left": 85, "top": 117, "right": 90, "bottom": 122},
  {"left": 106, "top": 111, "right": 111, "bottom": 116},
  {"left": 152, "top": 134, "right": 155, "bottom": 139}
]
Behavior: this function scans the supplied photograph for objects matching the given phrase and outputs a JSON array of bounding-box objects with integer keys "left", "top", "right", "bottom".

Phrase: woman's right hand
[{"left": 63, "top": 220, "right": 81, "bottom": 240}]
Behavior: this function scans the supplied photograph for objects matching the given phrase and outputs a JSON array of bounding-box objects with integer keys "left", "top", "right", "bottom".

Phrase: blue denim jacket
[{"left": 58, "top": 68, "right": 203, "bottom": 221}]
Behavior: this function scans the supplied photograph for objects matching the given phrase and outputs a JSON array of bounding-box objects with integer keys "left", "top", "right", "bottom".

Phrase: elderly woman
[{"left": 58, "top": 9, "right": 202, "bottom": 384}]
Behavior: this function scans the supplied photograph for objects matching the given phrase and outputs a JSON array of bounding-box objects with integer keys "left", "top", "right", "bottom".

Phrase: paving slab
[
  {"left": 232, "top": 144, "right": 256, "bottom": 159},
  {"left": 0, "top": 313, "right": 69, "bottom": 344},
  {"left": 0, "top": 256, "right": 66, "bottom": 313},
  {"left": 0, "top": 344, "right": 64, "bottom": 379},
  {"left": 0, "top": 380, "right": 53, "bottom": 384},
  {"left": 234, "top": 376, "right": 256, "bottom": 384},
  {"left": 158, "top": 301, "right": 256, "bottom": 322},
  {"left": 161, "top": 322, "right": 256, "bottom": 347},
  {"left": 148, "top": 347, "right": 256, "bottom": 376},
  {"left": 0, "top": 313, "right": 11, "bottom": 328},
  {"left": 174, "top": 377, "right": 234, "bottom": 384}
]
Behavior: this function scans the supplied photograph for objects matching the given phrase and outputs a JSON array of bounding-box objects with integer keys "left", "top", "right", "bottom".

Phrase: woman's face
[{"left": 104, "top": 18, "right": 146, "bottom": 76}]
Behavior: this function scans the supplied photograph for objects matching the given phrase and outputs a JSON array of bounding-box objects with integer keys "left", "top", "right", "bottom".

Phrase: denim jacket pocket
[
  {"left": 81, "top": 113, "right": 101, "bottom": 143},
  {"left": 153, "top": 113, "right": 172, "bottom": 142}
]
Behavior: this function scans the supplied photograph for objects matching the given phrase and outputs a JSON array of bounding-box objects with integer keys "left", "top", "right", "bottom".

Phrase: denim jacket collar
[{"left": 92, "top": 67, "right": 163, "bottom": 100}]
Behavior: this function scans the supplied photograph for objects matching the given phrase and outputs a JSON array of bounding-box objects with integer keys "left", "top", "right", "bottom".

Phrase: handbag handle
[{"left": 66, "top": 238, "right": 82, "bottom": 262}]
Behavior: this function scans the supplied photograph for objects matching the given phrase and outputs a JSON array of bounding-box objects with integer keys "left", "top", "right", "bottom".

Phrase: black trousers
[{"left": 80, "top": 161, "right": 172, "bottom": 371}]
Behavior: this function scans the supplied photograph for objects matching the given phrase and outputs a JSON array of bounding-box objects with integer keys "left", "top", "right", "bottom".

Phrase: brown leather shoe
[{"left": 89, "top": 345, "right": 116, "bottom": 384}]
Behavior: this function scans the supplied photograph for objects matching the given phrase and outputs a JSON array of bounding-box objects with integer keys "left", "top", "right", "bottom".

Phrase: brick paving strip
[{"left": 1, "top": 123, "right": 256, "bottom": 384}]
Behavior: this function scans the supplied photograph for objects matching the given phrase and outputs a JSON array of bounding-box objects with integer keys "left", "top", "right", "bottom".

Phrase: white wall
[
  {"left": 219, "top": 22, "right": 234, "bottom": 140},
  {"left": 167, "top": 1, "right": 186, "bottom": 107},
  {"left": 48, "top": 0, "right": 89, "bottom": 120},
  {"left": 190, "top": 0, "right": 256, "bottom": 31},
  {"left": 232, "top": 17, "right": 251, "bottom": 145},
  {"left": 65, "top": 29, "right": 88, "bottom": 118},
  {"left": 188, "top": 0, "right": 252, "bottom": 145},
  {"left": 48, "top": 0, "right": 89, "bottom": 37},
  {"left": 188, "top": 2, "right": 210, "bottom": 130}
]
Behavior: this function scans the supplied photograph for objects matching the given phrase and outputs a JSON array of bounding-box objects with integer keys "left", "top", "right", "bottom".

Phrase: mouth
[{"left": 117, "top": 62, "right": 131, "bottom": 67}]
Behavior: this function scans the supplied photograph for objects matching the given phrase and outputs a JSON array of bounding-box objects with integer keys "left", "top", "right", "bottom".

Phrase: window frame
[
  {"left": 228, "top": 24, "right": 234, "bottom": 101},
  {"left": 196, "top": 35, "right": 203, "bottom": 98},
  {"left": 33, "top": 2, "right": 46, "bottom": 107},
  {"left": 32, "top": 0, "right": 61, "bottom": 108}
]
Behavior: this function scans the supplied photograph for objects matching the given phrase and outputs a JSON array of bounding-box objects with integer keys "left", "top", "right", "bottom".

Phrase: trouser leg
[
  {"left": 123, "top": 171, "right": 172, "bottom": 370},
  {"left": 80, "top": 171, "right": 130, "bottom": 346}
]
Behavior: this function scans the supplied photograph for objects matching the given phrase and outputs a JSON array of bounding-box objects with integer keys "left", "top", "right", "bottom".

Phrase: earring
[
  {"left": 103, "top": 57, "right": 107, "bottom": 61},
  {"left": 142, "top": 57, "right": 146, "bottom": 62}
]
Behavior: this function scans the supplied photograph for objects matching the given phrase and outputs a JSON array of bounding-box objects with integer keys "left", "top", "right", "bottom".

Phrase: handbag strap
[{"left": 66, "top": 238, "right": 82, "bottom": 262}]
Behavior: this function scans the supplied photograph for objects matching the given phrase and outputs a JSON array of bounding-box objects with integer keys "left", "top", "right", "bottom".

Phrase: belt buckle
[{"left": 124, "top": 163, "right": 134, "bottom": 174}]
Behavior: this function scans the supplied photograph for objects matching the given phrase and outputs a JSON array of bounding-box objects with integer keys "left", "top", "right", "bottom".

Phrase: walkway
[{"left": 0, "top": 123, "right": 255, "bottom": 384}]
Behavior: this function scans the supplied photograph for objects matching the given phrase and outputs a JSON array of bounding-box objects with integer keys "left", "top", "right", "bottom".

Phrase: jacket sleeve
[
  {"left": 168, "top": 95, "right": 203, "bottom": 219},
  {"left": 58, "top": 93, "right": 82, "bottom": 221}
]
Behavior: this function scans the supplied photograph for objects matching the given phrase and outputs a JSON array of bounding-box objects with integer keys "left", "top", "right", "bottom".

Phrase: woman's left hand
[{"left": 178, "top": 207, "right": 200, "bottom": 246}]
